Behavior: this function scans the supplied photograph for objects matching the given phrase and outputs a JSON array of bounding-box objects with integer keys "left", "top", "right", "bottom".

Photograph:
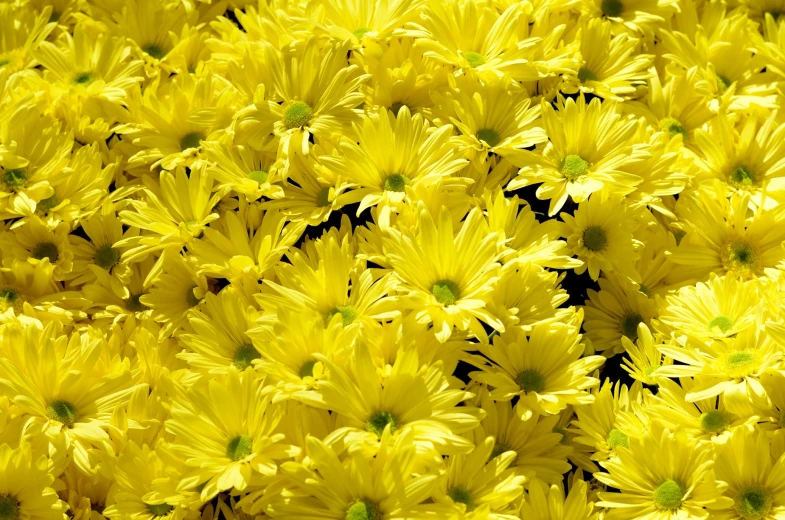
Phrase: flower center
[
  {"left": 326, "top": 305, "right": 357, "bottom": 326},
  {"left": 37, "top": 193, "right": 59, "bottom": 212},
  {"left": 0, "top": 495, "right": 20, "bottom": 520},
  {"left": 448, "top": 488, "right": 474, "bottom": 510},
  {"left": 390, "top": 101, "right": 406, "bottom": 116},
  {"left": 234, "top": 344, "right": 260, "bottom": 370},
  {"left": 143, "top": 44, "right": 166, "bottom": 60},
  {"left": 145, "top": 503, "right": 173, "bottom": 517},
  {"left": 248, "top": 170, "right": 268, "bottom": 185},
  {"left": 431, "top": 279, "right": 460, "bottom": 306},
  {"left": 699, "top": 410, "right": 731, "bottom": 434},
  {"left": 0, "top": 287, "right": 23, "bottom": 312},
  {"left": 476, "top": 128, "right": 501, "bottom": 147},
  {"left": 561, "top": 155, "right": 589, "bottom": 181},
  {"left": 366, "top": 410, "right": 398, "bottom": 436},
  {"left": 729, "top": 166, "right": 757, "bottom": 189},
  {"left": 583, "top": 226, "right": 607, "bottom": 251},
  {"left": 735, "top": 487, "right": 772, "bottom": 520},
  {"left": 516, "top": 369, "right": 546, "bottom": 393},
  {"left": 284, "top": 102, "right": 313, "bottom": 129},
  {"left": 708, "top": 315, "right": 733, "bottom": 334},
  {"left": 125, "top": 293, "right": 147, "bottom": 312},
  {"left": 47, "top": 400, "right": 77, "bottom": 427},
  {"left": 721, "top": 240, "right": 757, "bottom": 274},
  {"left": 724, "top": 351, "right": 756, "bottom": 378},
  {"left": 352, "top": 27, "right": 371, "bottom": 39},
  {"left": 299, "top": 359, "right": 317, "bottom": 378},
  {"left": 32, "top": 242, "right": 59, "bottom": 263},
  {"left": 464, "top": 51, "right": 485, "bottom": 68},
  {"left": 316, "top": 186, "right": 331, "bottom": 207},
  {"left": 490, "top": 441, "right": 512, "bottom": 460},
  {"left": 226, "top": 435, "right": 253, "bottom": 461},
  {"left": 653, "top": 479, "right": 685, "bottom": 510},
  {"left": 345, "top": 500, "right": 382, "bottom": 520},
  {"left": 601, "top": 0, "right": 623, "bottom": 16},
  {"left": 717, "top": 74, "right": 733, "bottom": 92},
  {"left": 578, "top": 68, "right": 598, "bottom": 82},
  {"left": 186, "top": 286, "right": 200, "bottom": 307},
  {"left": 659, "top": 117, "right": 687, "bottom": 139},
  {"left": 619, "top": 313, "right": 643, "bottom": 341},
  {"left": 2, "top": 168, "right": 27, "bottom": 190},
  {"left": 383, "top": 174, "right": 410, "bottom": 192},
  {"left": 179, "top": 132, "right": 204, "bottom": 151},
  {"left": 73, "top": 71, "right": 93, "bottom": 84},
  {"left": 607, "top": 428, "right": 629, "bottom": 449},
  {"left": 94, "top": 245, "right": 120, "bottom": 270}
]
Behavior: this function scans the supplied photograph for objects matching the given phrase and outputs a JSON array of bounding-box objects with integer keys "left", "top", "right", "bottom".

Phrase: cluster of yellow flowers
[{"left": 3, "top": 0, "right": 785, "bottom": 519}]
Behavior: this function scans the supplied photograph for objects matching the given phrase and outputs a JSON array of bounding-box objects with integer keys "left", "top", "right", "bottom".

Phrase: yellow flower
[
  {"left": 0, "top": 443, "right": 68, "bottom": 520},
  {"left": 0, "top": 4, "right": 56, "bottom": 75}
]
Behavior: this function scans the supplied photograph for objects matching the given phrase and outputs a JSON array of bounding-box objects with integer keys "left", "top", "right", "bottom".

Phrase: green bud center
[
  {"left": 699, "top": 410, "right": 731, "bottom": 434},
  {"left": 516, "top": 369, "right": 546, "bottom": 393},
  {"left": 659, "top": 117, "right": 687, "bottom": 139},
  {"left": 578, "top": 68, "right": 598, "bottom": 82},
  {"left": 601, "top": 0, "right": 623, "bottom": 16},
  {"left": 708, "top": 315, "right": 733, "bottom": 334},
  {"left": 0, "top": 495, "right": 20, "bottom": 520},
  {"left": 32, "top": 242, "right": 59, "bottom": 263},
  {"left": 448, "top": 488, "right": 474, "bottom": 510},
  {"left": 2, "top": 168, "right": 27, "bottom": 190},
  {"left": 583, "top": 226, "right": 607, "bottom": 251},
  {"left": 47, "top": 400, "right": 77, "bottom": 427},
  {"left": 95, "top": 245, "right": 120, "bottom": 270},
  {"left": 179, "top": 132, "right": 204, "bottom": 151},
  {"left": 366, "top": 410, "right": 398, "bottom": 437},
  {"left": 234, "top": 343, "right": 260, "bottom": 370},
  {"left": 476, "top": 128, "right": 501, "bottom": 147},
  {"left": 735, "top": 487, "right": 772, "bottom": 520},
  {"left": 145, "top": 503, "right": 173, "bottom": 517},
  {"left": 143, "top": 44, "right": 166, "bottom": 60},
  {"left": 326, "top": 305, "right": 357, "bottom": 326},
  {"left": 431, "top": 279, "right": 460, "bottom": 306},
  {"left": 383, "top": 174, "right": 410, "bottom": 192},
  {"left": 561, "top": 155, "right": 589, "bottom": 181},
  {"left": 284, "top": 102, "right": 313, "bottom": 129},
  {"left": 620, "top": 313, "right": 644, "bottom": 341},
  {"left": 652, "top": 479, "right": 685, "bottom": 510},
  {"left": 345, "top": 500, "right": 382, "bottom": 520},
  {"left": 607, "top": 428, "right": 629, "bottom": 449},
  {"left": 226, "top": 435, "right": 253, "bottom": 461}
]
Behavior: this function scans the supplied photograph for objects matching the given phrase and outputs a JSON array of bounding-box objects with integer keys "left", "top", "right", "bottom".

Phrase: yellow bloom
[{"left": 0, "top": 443, "right": 68, "bottom": 520}]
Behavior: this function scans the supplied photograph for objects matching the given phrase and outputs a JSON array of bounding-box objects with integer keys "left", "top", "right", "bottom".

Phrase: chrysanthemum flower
[
  {"left": 620, "top": 322, "right": 672, "bottom": 387},
  {"left": 0, "top": 4, "right": 56, "bottom": 75},
  {"left": 519, "top": 475, "right": 599, "bottom": 520},
  {"left": 1, "top": 216, "right": 73, "bottom": 281},
  {"left": 0, "top": 443, "right": 68, "bottom": 520},
  {"left": 581, "top": 0, "right": 679, "bottom": 35}
]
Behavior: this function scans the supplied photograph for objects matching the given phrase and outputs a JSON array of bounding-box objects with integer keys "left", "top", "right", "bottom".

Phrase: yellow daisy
[{"left": 0, "top": 443, "right": 68, "bottom": 520}]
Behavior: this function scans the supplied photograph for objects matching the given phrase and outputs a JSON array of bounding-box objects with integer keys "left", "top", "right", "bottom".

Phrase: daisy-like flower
[
  {"left": 620, "top": 322, "right": 673, "bottom": 387},
  {"left": 562, "top": 19, "right": 652, "bottom": 101},
  {"left": 381, "top": 205, "right": 505, "bottom": 343},
  {"left": 560, "top": 194, "right": 643, "bottom": 282},
  {"left": 0, "top": 443, "right": 68, "bottom": 520},
  {"left": 519, "top": 475, "right": 599, "bottom": 520},
  {"left": 165, "top": 368, "right": 298, "bottom": 502},
  {"left": 1, "top": 216, "right": 73, "bottom": 281},
  {"left": 0, "top": 4, "right": 56, "bottom": 75},
  {"left": 310, "top": 0, "right": 426, "bottom": 42},
  {"left": 202, "top": 141, "right": 284, "bottom": 201},
  {"left": 471, "top": 323, "right": 605, "bottom": 421},
  {"left": 596, "top": 423, "right": 732, "bottom": 519},
  {"left": 581, "top": 0, "right": 679, "bottom": 35},
  {"left": 506, "top": 95, "right": 648, "bottom": 216}
]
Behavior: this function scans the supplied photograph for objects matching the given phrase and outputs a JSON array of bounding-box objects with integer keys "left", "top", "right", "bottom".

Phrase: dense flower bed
[{"left": 1, "top": 0, "right": 785, "bottom": 519}]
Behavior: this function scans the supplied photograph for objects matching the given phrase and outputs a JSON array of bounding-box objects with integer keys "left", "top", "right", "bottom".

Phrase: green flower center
[
  {"left": 352, "top": 27, "right": 372, "bottom": 39},
  {"left": 490, "top": 441, "right": 512, "bottom": 460},
  {"left": 32, "top": 242, "right": 59, "bottom": 263},
  {"left": 717, "top": 74, "right": 733, "bottom": 92},
  {"left": 601, "top": 0, "right": 623, "bottom": 16},
  {"left": 699, "top": 410, "right": 731, "bottom": 434},
  {"left": 735, "top": 487, "right": 772, "bottom": 520},
  {"left": 729, "top": 166, "right": 757, "bottom": 189},
  {"left": 620, "top": 313, "right": 644, "bottom": 341},
  {"left": 659, "top": 117, "right": 687, "bottom": 139},
  {"left": 724, "top": 351, "right": 756, "bottom": 377},
  {"left": 366, "top": 410, "right": 398, "bottom": 437},
  {"left": 652, "top": 479, "right": 685, "bottom": 510},
  {"left": 476, "top": 128, "right": 501, "bottom": 147},
  {"left": 248, "top": 170, "right": 268, "bottom": 185},
  {"left": 560, "top": 155, "right": 589, "bottom": 181},
  {"left": 234, "top": 343, "right": 260, "bottom": 370},
  {"left": 2, "top": 168, "right": 27, "bottom": 189},
  {"left": 299, "top": 359, "right": 317, "bottom": 378},
  {"left": 0, "top": 59, "right": 9, "bottom": 67},
  {"left": 73, "top": 71, "right": 93, "bottom": 84},
  {"left": 431, "top": 279, "right": 460, "bottom": 306},
  {"left": 179, "top": 132, "right": 204, "bottom": 151},
  {"left": 94, "top": 245, "right": 120, "bottom": 270},
  {"left": 226, "top": 435, "right": 253, "bottom": 461},
  {"left": 607, "top": 428, "right": 629, "bottom": 449},
  {"left": 583, "top": 226, "right": 607, "bottom": 251},
  {"left": 326, "top": 305, "right": 357, "bottom": 326},
  {"left": 125, "top": 293, "right": 147, "bottom": 312},
  {"left": 0, "top": 495, "right": 20, "bottom": 520},
  {"left": 464, "top": 51, "right": 485, "bottom": 68},
  {"left": 721, "top": 241, "right": 757, "bottom": 273},
  {"left": 145, "top": 503, "right": 173, "bottom": 517},
  {"left": 143, "top": 44, "right": 166, "bottom": 60},
  {"left": 0, "top": 287, "right": 23, "bottom": 312},
  {"left": 316, "top": 186, "right": 331, "bottom": 207},
  {"left": 284, "top": 102, "right": 313, "bottom": 129},
  {"left": 448, "top": 488, "right": 474, "bottom": 510},
  {"left": 577, "top": 68, "right": 598, "bottom": 82},
  {"left": 37, "top": 193, "right": 59, "bottom": 212},
  {"left": 383, "top": 174, "right": 410, "bottom": 192},
  {"left": 708, "top": 315, "right": 733, "bottom": 334},
  {"left": 47, "top": 400, "right": 77, "bottom": 427},
  {"left": 516, "top": 369, "right": 546, "bottom": 393},
  {"left": 345, "top": 500, "right": 382, "bottom": 520},
  {"left": 186, "top": 286, "right": 200, "bottom": 307},
  {"left": 390, "top": 101, "right": 406, "bottom": 116}
]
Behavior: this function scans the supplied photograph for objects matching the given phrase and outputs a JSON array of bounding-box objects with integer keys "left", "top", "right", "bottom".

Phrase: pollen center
[
  {"left": 95, "top": 245, "right": 120, "bottom": 270},
  {"left": 284, "top": 102, "right": 313, "bottom": 129},
  {"left": 431, "top": 279, "right": 460, "bottom": 306},
  {"left": 2, "top": 168, "right": 27, "bottom": 189},
  {"left": 724, "top": 351, "right": 756, "bottom": 378},
  {"left": 32, "top": 242, "right": 59, "bottom": 263},
  {"left": 383, "top": 174, "right": 410, "bottom": 192},
  {"left": 516, "top": 369, "right": 546, "bottom": 393},
  {"left": 390, "top": 101, "right": 406, "bottom": 116},
  {"left": 476, "top": 128, "right": 501, "bottom": 147},
  {"left": 179, "top": 132, "right": 204, "bottom": 151},
  {"left": 0, "top": 287, "right": 22, "bottom": 312},
  {"left": 464, "top": 51, "right": 485, "bottom": 68},
  {"left": 37, "top": 193, "right": 60, "bottom": 212},
  {"left": 601, "top": 0, "right": 623, "bottom": 16},
  {"left": 186, "top": 286, "right": 200, "bottom": 307},
  {"left": 721, "top": 240, "right": 757, "bottom": 273},
  {"left": 316, "top": 186, "right": 331, "bottom": 207},
  {"left": 561, "top": 155, "right": 589, "bottom": 181},
  {"left": 607, "top": 428, "right": 629, "bottom": 449},
  {"left": 620, "top": 313, "right": 643, "bottom": 341},
  {"left": 47, "top": 399, "right": 77, "bottom": 427},
  {"left": 248, "top": 170, "right": 268, "bottom": 185},
  {"left": 578, "top": 68, "right": 598, "bottom": 82},
  {"left": 652, "top": 479, "right": 685, "bottom": 510},
  {"left": 145, "top": 503, "right": 173, "bottom": 517},
  {"left": 73, "top": 71, "right": 93, "bottom": 84},
  {"left": 583, "top": 226, "right": 607, "bottom": 251},
  {"left": 226, "top": 435, "right": 253, "bottom": 461},
  {"left": 0, "top": 494, "right": 20, "bottom": 520},
  {"left": 299, "top": 359, "right": 317, "bottom": 378},
  {"left": 729, "top": 166, "right": 757, "bottom": 189},
  {"left": 345, "top": 499, "right": 382, "bottom": 520},
  {"left": 659, "top": 117, "right": 687, "bottom": 139},
  {"left": 352, "top": 27, "right": 371, "bottom": 39},
  {"left": 735, "top": 486, "right": 772, "bottom": 520},
  {"left": 717, "top": 74, "right": 733, "bottom": 92},
  {"left": 143, "top": 44, "right": 166, "bottom": 60},
  {"left": 234, "top": 343, "right": 260, "bottom": 370},
  {"left": 708, "top": 315, "right": 733, "bottom": 333},
  {"left": 448, "top": 488, "right": 474, "bottom": 510},
  {"left": 126, "top": 293, "right": 147, "bottom": 312},
  {"left": 699, "top": 410, "right": 731, "bottom": 434},
  {"left": 326, "top": 305, "right": 358, "bottom": 326},
  {"left": 366, "top": 410, "right": 398, "bottom": 436}
]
